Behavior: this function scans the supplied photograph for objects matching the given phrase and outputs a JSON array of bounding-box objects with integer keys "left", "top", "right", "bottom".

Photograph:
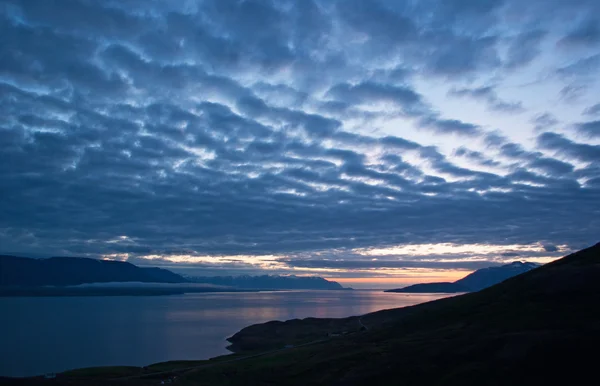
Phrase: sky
[{"left": 1, "top": 0, "right": 599, "bottom": 288}]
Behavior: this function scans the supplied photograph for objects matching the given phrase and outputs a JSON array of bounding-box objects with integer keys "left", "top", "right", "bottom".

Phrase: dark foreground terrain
[{"left": 2, "top": 242, "right": 599, "bottom": 386}]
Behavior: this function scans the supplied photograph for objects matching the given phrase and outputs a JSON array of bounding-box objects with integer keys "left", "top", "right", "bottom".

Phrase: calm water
[{"left": 0, "top": 290, "right": 450, "bottom": 377}]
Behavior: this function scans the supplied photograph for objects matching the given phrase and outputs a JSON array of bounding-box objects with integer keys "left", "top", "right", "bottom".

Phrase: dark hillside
[{"left": 0, "top": 255, "right": 187, "bottom": 287}]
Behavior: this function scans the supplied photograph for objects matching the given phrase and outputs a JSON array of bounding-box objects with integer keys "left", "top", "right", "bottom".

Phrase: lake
[{"left": 0, "top": 290, "right": 451, "bottom": 377}]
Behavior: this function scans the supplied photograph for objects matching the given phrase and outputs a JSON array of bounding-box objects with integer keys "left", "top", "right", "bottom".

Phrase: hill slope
[
  {"left": 181, "top": 242, "right": 600, "bottom": 385},
  {"left": 0, "top": 255, "right": 187, "bottom": 287},
  {"left": 386, "top": 261, "right": 540, "bottom": 293}
]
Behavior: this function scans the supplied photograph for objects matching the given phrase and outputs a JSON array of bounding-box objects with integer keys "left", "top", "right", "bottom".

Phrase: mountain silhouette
[
  {"left": 385, "top": 261, "right": 540, "bottom": 293},
  {"left": 187, "top": 275, "right": 345, "bottom": 290},
  {"left": 0, "top": 255, "right": 345, "bottom": 291},
  {"left": 0, "top": 255, "right": 187, "bottom": 287}
]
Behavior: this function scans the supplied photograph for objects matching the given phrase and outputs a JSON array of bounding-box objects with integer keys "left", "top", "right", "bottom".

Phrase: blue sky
[{"left": 1, "top": 0, "right": 599, "bottom": 286}]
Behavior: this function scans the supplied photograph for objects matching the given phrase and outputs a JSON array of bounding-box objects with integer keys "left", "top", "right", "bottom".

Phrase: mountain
[
  {"left": 455, "top": 261, "right": 541, "bottom": 291},
  {"left": 387, "top": 281, "right": 471, "bottom": 293},
  {"left": 187, "top": 274, "right": 345, "bottom": 290},
  {"left": 385, "top": 261, "right": 540, "bottom": 293},
  {"left": 0, "top": 255, "right": 187, "bottom": 287}
]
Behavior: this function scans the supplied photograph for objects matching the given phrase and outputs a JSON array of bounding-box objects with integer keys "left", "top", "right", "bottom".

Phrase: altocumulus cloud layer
[{"left": 1, "top": 0, "right": 599, "bottom": 276}]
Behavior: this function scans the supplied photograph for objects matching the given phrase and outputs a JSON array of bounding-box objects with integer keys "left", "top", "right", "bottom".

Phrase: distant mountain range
[
  {"left": 0, "top": 255, "right": 345, "bottom": 291},
  {"left": 187, "top": 275, "right": 345, "bottom": 290},
  {"left": 385, "top": 261, "right": 540, "bottom": 293},
  {"left": 0, "top": 255, "right": 187, "bottom": 287}
]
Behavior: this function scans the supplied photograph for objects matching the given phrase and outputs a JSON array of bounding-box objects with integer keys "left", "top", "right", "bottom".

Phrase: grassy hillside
[{"left": 226, "top": 316, "right": 363, "bottom": 353}]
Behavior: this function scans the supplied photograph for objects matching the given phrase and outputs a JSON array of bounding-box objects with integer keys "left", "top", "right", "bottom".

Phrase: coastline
[{"left": 0, "top": 290, "right": 452, "bottom": 381}]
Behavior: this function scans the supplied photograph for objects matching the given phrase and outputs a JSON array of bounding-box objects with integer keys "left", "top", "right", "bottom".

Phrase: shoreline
[
  {"left": 0, "top": 291, "right": 451, "bottom": 381},
  {"left": 2, "top": 306, "right": 383, "bottom": 381}
]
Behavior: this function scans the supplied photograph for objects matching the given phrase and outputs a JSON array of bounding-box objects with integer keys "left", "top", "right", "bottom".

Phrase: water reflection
[{"left": 0, "top": 290, "right": 450, "bottom": 377}]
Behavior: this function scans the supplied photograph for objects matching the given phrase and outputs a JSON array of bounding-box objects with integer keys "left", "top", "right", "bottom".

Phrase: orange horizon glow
[
  {"left": 103, "top": 241, "right": 564, "bottom": 289},
  {"left": 327, "top": 269, "right": 471, "bottom": 287}
]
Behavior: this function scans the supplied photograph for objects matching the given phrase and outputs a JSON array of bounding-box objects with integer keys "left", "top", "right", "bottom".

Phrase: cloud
[
  {"left": 284, "top": 258, "right": 500, "bottom": 271},
  {"left": 424, "top": 36, "right": 501, "bottom": 77},
  {"left": 326, "top": 81, "right": 481, "bottom": 136},
  {"left": 559, "top": 18, "right": 600, "bottom": 47},
  {"left": 485, "top": 136, "right": 577, "bottom": 177},
  {"left": 0, "top": 0, "right": 599, "bottom": 277},
  {"left": 583, "top": 103, "right": 600, "bottom": 117},
  {"left": 418, "top": 116, "right": 481, "bottom": 136},
  {"left": 537, "top": 132, "right": 600, "bottom": 163},
  {"left": 531, "top": 113, "right": 559, "bottom": 131},
  {"left": 528, "top": 157, "right": 574, "bottom": 176},
  {"left": 505, "top": 30, "right": 547, "bottom": 69},
  {"left": 556, "top": 54, "right": 600, "bottom": 78},
  {"left": 326, "top": 82, "right": 425, "bottom": 114},
  {"left": 454, "top": 147, "right": 500, "bottom": 167},
  {"left": 449, "top": 86, "right": 525, "bottom": 113},
  {"left": 335, "top": 0, "right": 417, "bottom": 44},
  {"left": 559, "top": 84, "right": 587, "bottom": 103},
  {"left": 576, "top": 120, "right": 600, "bottom": 138}
]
